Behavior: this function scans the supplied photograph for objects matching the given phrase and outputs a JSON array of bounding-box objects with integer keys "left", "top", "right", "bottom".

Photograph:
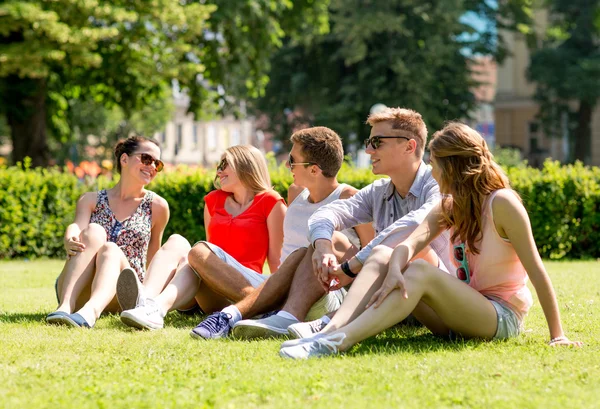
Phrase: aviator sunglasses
[
  {"left": 135, "top": 153, "right": 164, "bottom": 172},
  {"left": 453, "top": 243, "right": 471, "bottom": 284},
  {"left": 287, "top": 154, "right": 317, "bottom": 168},
  {"left": 364, "top": 135, "right": 411, "bottom": 150}
]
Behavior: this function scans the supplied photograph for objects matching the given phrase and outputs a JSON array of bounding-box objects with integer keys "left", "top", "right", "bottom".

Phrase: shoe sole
[
  {"left": 47, "top": 315, "right": 82, "bottom": 328},
  {"left": 120, "top": 311, "right": 162, "bottom": 331},
  {"left": 117, "top": 268, "right": 141, "bottom": 311},
  {"left": 231, "top": 323, "right": 289, "bottom": 340}
]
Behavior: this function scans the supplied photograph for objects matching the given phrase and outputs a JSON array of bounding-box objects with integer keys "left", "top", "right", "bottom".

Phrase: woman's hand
[
  {"left": 64, "top": 235, "right": 85, "bottom": 258},
  {"left": 549, "top": 336, "right": 583, "bottom": 347},
  {"left": 366, "top": 262, "right": 407, "bottom": 309}
]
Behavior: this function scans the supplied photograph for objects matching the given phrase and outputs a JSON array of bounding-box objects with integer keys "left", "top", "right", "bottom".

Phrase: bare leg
[
  {"left": 55, "top": 223, "right": 107, "bottom": 313},
  {"left": 153, "top": 263, "right": 201, "bottom": 313},
  {"left": 187, "top": 243, "right": 255, "bottom": 302},
  {"left": 234, "top": 248, "right": 308, "bottom": 318},
  {"left": 75, "top": 242, "right": 130, "bottom": 325},
  {"left": 331, "top": 260, "right": 498, "bottom": 351},
  {"left": 283, "top": 232, "right": 358, "bottom": 321},
  {"left": 194, "top": 284, "right": 231, "bottom": 314},
  {"left": 142, "top": 234, "right": 191, "bottom": 298}
]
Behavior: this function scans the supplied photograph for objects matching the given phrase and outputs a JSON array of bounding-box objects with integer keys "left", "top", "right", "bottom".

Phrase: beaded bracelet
[{"left": 549, "top": 336, "right": 567, "bottom": 344}]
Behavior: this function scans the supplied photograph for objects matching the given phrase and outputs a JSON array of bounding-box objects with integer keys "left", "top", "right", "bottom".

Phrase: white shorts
[
  {"left": 305, "top": 288, "right": 347, "bottom": 322},
  {"left": 193, "top": 241, "right": 267, "bottom": 288}
]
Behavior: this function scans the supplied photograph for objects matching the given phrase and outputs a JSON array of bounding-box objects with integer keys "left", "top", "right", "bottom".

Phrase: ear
[
  {"left": 406, "top": 139, "right": 418, "bottom": 155},
  {"left": 120, "top": 153, "right": 129, "bottom": 169}
]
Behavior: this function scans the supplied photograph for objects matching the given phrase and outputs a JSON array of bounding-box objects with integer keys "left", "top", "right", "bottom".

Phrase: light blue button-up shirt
[{"left": 308, "top": 161, "right": 451, "bottom": 270}]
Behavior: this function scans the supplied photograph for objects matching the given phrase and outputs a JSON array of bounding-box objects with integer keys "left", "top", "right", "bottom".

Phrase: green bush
[{"left": 1, "top": 158, "right": 599, "bottom": 260}]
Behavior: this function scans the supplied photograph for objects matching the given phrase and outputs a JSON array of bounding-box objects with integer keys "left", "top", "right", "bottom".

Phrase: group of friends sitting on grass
[{"left": 45, "top": 107, "right": 582, "bottom": 358}]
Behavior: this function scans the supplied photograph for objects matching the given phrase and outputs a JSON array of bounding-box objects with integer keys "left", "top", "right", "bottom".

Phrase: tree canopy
[{"left": 0, "top": 0, "right": 329, "bottom": 165}]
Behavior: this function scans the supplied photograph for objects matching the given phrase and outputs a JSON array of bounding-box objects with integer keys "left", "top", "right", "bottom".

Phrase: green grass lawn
[{"left": 1, "top": 259, "right": 598, "bottom": 409}]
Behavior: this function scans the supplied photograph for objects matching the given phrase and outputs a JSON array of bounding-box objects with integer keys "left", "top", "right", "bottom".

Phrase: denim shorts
[{"left": 488, "top": 296, "right": 522, "bottom": 340}]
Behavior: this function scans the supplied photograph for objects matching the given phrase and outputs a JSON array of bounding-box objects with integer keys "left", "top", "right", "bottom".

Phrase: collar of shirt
[{"left": 384, "top": 161, "right": 430, "bottom": 202}]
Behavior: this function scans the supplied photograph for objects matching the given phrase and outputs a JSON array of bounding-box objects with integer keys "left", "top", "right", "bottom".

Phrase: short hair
[
  {"left": 290, "top": 127, "right": 344, "bottom": 178},
  {"left": 114, "top": 136, "right": 160, "bottom": 174},
  {"left": 366, "top": 107, "right": 427, "bottom": 158},
  {"left": 214, "top": 145, "right": 272, "bottom": 193}
]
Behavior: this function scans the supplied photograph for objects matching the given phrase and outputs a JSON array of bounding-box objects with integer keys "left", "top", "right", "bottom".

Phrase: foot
[
  {"left": 279, "top": 333, "right": 346, "bottom": 359},
  {"left": 117, "top": 267, "right": 145, "bottom": 311},
  {"left": 231, "top": 314, "right": 298, "bottom": 340},
  {"left": 287, "top": 318, "right": 328, "bottom": 339},
  {"left": 190, "top": 312, "right": 232, "bottom": 339},
  {"left": 120, "top": 298, "right": 164, "bottom": 330}
]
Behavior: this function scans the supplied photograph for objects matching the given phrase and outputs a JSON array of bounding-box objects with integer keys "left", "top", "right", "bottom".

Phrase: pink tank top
[{"left": 449, "top": 189, "right": 533, "bottom": 319}]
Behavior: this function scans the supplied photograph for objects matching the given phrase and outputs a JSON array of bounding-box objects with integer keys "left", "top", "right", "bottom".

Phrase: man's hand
[{"left": 311, "top": 239, "right": 339, "bottom": 287}]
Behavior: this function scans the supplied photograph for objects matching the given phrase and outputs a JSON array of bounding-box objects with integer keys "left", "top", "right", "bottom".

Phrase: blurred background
[{"left": 1, "top": 0, "right": 599, "bottom": 172}]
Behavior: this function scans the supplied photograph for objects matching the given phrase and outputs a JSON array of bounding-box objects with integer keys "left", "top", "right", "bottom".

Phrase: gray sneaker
[
  {"left": 279, "top": 332, "right": 346, "bottom": 359},
  {"left": 231, "top": 314, "right": 298, "bottom": 340},
  {"left": 117, "top": 267, "right": 145, "bottom": 311},
  {"left": 287, "top": 318, "right": 327, "bottom": 339},
  {"left": 120, "top": 298, "right": 164, "bottom": 330}
]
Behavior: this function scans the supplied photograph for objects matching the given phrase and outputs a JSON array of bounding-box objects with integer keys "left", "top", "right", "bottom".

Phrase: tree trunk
[
  {"left": 6, "top": 77, "right": 50, "bottom": 167},
  {"left": 572, "top": 100, "right": 593, "bottom": 165}
]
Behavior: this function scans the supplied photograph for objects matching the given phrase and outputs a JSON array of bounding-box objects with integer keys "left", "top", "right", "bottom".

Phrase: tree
[
  {"left": 0, "top": 0, "right": 329, "bottom": 165},
  {"left": 253, "top": 0, "right": 529, "bottom": 148},
  {"left": 526, "top": 0, "right": 600, "bottom": 164}
]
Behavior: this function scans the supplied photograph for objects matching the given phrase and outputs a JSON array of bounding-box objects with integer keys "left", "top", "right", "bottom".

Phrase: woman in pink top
[{"left": 280, "top": 122, "right": 581, "bottom": 359}]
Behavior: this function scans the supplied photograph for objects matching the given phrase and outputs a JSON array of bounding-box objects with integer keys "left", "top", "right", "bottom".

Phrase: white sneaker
[
  {"left": 120, "top": 298, "right": 164, "bottom": 330},
  {"left": 279, "top": 333, "right": 346, "bottom": 359},
  {"left": 280, "top": 332, "right": 326, "bottom": 349},
  {"left": 287, "top": 318, "right": 327, "bottom": 339},
  {"left": 117, "top": 267, "right": 146, "bottom": 311}
]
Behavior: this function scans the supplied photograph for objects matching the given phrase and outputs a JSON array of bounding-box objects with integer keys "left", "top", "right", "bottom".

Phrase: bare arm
[
  {"left": 266, "top": 201, "right": 287, "bottom": 273},
  {"left": 64, "top": 192, "right": 97, "bottom": 257},
  {"left": 146, "top": 195, "right": 170, "bottom": 267},
  {"left": 493, "top": 190, "right": 581, "bottom": 347}
]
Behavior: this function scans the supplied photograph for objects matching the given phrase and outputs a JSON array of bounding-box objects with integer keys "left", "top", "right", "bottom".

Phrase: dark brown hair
[
  {"left": 290, "top": 127, "right": 344, "bottom": 178},
  {"left": 114, "top": 136, "right": 160, "bottom": 174}
]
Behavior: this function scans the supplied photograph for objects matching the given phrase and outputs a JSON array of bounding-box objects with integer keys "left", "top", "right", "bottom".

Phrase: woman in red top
[{"left": 119, "top": 145, "right": 286, "bottom": 332}]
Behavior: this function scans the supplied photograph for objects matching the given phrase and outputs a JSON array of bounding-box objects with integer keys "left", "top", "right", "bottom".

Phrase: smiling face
[
  {"left": 216, "top": 154, "right": 242, "bottom": 192},
  {"left": 287, "top": 143, "right": 315, "bottom": 186},
  {"left": 123, "top": 141, "right": 162, "bottom": 185},
  {"left": 366, "top": 121, "right": 417, "bottom": 176}
]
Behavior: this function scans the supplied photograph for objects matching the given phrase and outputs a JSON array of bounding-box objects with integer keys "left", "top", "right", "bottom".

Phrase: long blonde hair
[
  {"left": 428, "top": 122, "right": 515, "bottom": 254},
  {"left": 214, "top": 145, "right": 272, "bottom": 193}
]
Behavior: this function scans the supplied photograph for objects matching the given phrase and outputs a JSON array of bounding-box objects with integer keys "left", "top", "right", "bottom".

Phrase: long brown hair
[{"left": 428, "top": 122, "right": 515, "bottom": 254}]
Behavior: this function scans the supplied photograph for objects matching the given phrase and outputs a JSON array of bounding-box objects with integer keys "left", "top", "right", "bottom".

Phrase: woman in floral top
[{"left": 46, "top": 136, "right": 186, "bottom": 328}]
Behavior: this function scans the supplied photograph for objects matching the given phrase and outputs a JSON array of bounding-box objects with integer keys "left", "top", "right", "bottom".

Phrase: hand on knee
[{"left": 80, "top": 223, "right": 107, "bottom": 247}]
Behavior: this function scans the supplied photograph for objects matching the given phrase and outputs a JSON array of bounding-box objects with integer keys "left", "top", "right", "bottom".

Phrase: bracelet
[
  {"left": 340, "top": 261, "right": 357, "bottom": 278},
  {"left": 549, "top": 336, "right": 567, "bottom": 344}
]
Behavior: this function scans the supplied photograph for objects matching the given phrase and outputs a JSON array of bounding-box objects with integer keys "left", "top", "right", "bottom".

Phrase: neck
[
  {"left": 112, "top": 177, "right": 146, "bottom": 200},
  {"left": 388, "top": 159, "right": 421, "bottom": 198},
  {"left": 306, "top": 177, "right": 339, "bottom": 203},
  {"left": 231, "top": 187, "right": 256, "bottom": 206}
]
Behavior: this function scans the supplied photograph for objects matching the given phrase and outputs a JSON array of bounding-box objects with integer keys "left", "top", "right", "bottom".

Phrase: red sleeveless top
[{"left": 205, "top": 189, "right": 284, "bottom": 273}]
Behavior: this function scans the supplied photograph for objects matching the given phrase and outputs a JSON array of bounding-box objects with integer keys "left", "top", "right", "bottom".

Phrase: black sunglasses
[
  {"left": 287, "top": 154, "right": 317, "bottom": 168},
  {"left": 364, "top": 135, "right": 411, "bottom": 150},
  {"left": 134, "top": 153, "right": 164, "bottom": 172},
  {"left": 217, "top": 158, "right": 228, "bottom": 172}
]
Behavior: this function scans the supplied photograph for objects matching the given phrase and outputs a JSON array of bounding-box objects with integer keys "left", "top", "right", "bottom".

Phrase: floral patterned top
[{"left": 89, "top": 189, "right": 154, "bottom": 281}]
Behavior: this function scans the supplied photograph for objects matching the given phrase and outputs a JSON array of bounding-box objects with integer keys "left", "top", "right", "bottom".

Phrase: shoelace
[
  {"left": 199, "top": 313, "right": 232, "bottom": 332},
  {"left": 308, "top": 320, "right": 324, "bottom": 333},
  {"left": 144, "top": 299, "right": 161, "bottom": 316},
  {"left": 312, "top": 332, "right": 346, "bottom": 353}
]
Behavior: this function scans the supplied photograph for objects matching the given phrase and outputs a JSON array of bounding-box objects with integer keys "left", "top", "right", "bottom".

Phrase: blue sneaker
[{"left": 190, "top": 312, "right": 232, "bottom": 339}]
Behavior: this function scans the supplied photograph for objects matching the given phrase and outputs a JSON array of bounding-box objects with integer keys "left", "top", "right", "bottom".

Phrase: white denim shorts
[
  {"left": 487, "top": 296, "right": 522, "bottom": 340},
  {"left": 193, "top": 241, "right": 267, "bottom": 288}
]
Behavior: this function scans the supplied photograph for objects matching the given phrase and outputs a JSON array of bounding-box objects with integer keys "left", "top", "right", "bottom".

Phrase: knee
[
  {"left": 81, "top": 223, "right": 107, "bottom": 246},
  {"left": 97, "top": 242, "right": 121, "bottom": 258},
  {"left": 403, "top": 259, "right": 437, "bottom": 286},
  {"left": 162, "top": 234, "right": 191, "bottom": 255},
  {"left": 188, "top": 242, "right": 212, "bottom": 269}
]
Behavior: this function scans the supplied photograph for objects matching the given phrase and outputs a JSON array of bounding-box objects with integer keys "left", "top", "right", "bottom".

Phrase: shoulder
[
  {"left": 257, "top": 190, "right": 286, "bottom": 215},
  {"left": 204, "top": 189, "right": 227, "bottom": 204},
  {"left": 490, "top": 189, "right": 525, "bottom": 223},
  {"left": 287, "top": 183, "right": 305, "bottom": 204},
  {"left": 258, "top": 189, "right": 284, "bottom": 202},
  {"left": 149, "top": 192, "right": 169, "bottom": 212},
  {"left": 339, "top": 184, "right": 359, "bottom": 200}
]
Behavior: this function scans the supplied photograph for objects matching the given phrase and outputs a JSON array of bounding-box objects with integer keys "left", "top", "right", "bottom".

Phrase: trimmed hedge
[{"left": 1, "top": 158, "right": 599, "bottom": 259}]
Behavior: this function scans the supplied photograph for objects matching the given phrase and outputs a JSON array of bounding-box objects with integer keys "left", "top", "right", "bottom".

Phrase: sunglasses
[
  {"left": 453, "top": 243, "right": 471, "bottom": 284},
  {"left": 364, "top": 135, "right": 411, "bottom": 150},
  {"left": 287, "top": 154, "right": 317, "bottom": 168},
  {"left": 217, "top": 158, "right": 228, "bottom": 172},
  {"left": 134, "top": 153, "right": 164, "bottom": 172}
]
